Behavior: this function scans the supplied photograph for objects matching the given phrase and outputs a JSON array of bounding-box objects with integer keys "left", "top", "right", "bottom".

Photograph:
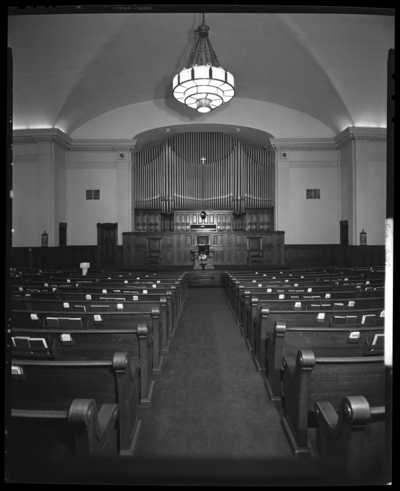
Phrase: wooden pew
[
  {"left": 265, "top": 321, "right": 384, "bottom": 401},
  {"left": 11, "top": 324, "right": 154, "bottom": 408},
  {"left": 241, "top": 294, "right": 384, "bottom": 341},
  {"left": 13, "top": 295, "right": 173, "bottom": 356},
  {"left": 14, "top": 283, "right": 182, "bottom": 328},
  {"left": 280, "top": 349, "right": 385, "bottom": 457},
  {"left": 11, "top": 310, "right": 156, "bottom": 405},
  {"left": 23, "top": 277, "right": 186, "bottom": 315},
  {"left": 249, "top": 306, "right": 385, "bottom": 371},
  {"left": 12, "top": 307, "right": 164, "bottom": 374},
  {"left": 17, "top": 289, "right": 178, "bottom": 342},
  {"left": 314, "top": 395, "right": 386, "bottom": 481},
  {"left": 230, "top": 280, "right": 383, "bottom": 324},
  {"left": 11, "top": 351, "right": 143, "bottom": 457},
  {"left": 10, "top": 399, "right": 119, "bottom": 461}
]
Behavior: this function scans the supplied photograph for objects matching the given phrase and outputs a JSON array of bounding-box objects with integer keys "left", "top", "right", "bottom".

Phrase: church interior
[{"left": 6, "top": 6, "right": 394, "bottom": 485}]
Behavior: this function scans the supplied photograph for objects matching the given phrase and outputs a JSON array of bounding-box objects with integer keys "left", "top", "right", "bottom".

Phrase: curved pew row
[{"left": 11, "top": 352, "right": 143, "bottom": 458}]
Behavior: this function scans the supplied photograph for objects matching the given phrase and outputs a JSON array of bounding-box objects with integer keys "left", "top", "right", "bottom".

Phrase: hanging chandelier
[{"left": 172, "top": 14, "right": 235, "bottom": 113}]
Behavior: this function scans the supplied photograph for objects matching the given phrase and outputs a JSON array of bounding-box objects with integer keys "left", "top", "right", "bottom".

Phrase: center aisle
[{"left": 136, "top": 287, "right": 293, "bottom": 460}]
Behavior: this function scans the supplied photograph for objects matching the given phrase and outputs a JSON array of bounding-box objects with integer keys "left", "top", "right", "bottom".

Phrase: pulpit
[
  {"left": 145, "top": 236, "right": 163, "bottom": 268},
  {"left": 192, "top": 236, "right": 214, "bottom": 270}
]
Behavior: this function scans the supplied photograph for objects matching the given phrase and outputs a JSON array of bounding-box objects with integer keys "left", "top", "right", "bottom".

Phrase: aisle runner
[{"left": 136, "top": 287, "right": 293, "bottom": 459}]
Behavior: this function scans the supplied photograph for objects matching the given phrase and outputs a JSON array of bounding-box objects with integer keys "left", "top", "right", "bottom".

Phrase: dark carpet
[{"left": 136, "top": 287, "right": 293, "bottom": 460}]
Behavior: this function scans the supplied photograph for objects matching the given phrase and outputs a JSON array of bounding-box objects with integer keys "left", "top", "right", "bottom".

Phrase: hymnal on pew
[
  {"left": 12, "top": 336, "right": 30, "bottom": 347},
  {"left": 29, "top": 338, "right": 48, "bottom": 348}
]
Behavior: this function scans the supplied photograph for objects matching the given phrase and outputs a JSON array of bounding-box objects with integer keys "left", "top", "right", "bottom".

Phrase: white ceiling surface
[{"left": 9, "top": 12, "right": 394, "bottom": 142}]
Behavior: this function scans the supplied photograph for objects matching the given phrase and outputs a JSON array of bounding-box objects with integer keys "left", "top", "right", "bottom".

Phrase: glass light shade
[
  {"left": 173, "top": 64, "right": 235, "bottom": 112},
  {"left": 197, "top": 98, "right": 212, "bottom": 113}
]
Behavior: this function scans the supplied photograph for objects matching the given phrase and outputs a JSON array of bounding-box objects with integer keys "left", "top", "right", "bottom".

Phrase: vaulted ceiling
[{"left": 8, "top": 8, "right": 394, "bottom": 143}]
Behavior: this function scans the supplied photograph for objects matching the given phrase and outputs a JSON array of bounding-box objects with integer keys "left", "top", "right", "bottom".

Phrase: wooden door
[{"left": 97, "top": 223, "right": 118, "bottom": 268}]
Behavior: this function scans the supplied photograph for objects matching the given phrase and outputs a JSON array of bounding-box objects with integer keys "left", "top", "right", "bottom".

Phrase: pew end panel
[
  {"left": 9, "top": 399, "right": 119, "bottom": 462},
  {"left": 11, "top": 352, "right": 144, "bottom": 457},
  {"left": 315, "top": 396, "right": 386, "bottom": 482},
  {"left": 280, "top": 350, "right": 385, "bottom": 459}
]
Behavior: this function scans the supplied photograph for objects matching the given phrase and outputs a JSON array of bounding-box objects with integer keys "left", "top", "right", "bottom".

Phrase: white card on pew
[
  {"left": 86, "top": 295, "right": 92, "bottom": 300},
  {"left": 366, "top": 281, "right": 370, "bottom": 284},
  {"left": 116, "top": 304, "right": 124, "bottom": 310},
  {"left": 301, "top": 276, "right": 304, "bottom": 278},
  {"left": 19, "top": 287, "right": 23, "bottom": 291},
  {"left": 348, "top": 301, "right": 355, "bottom": 307},
  {"left": 279, "top": 294, "right": 285, "bottom": 299},
  {"left": 255, "top": 272, "right": 258, "bottom": 274},
  {"left": 108, "top": 277, "right": 111, "bottom": 279},
  {"left": 44, "top": 283, "right": 48, "bottom": 287},
  {"left": 133, "top": 296, "right": 138, "bottom": 301},
  {"left": 252, "top": 280, "right": 256, "bottom": 282},
  {"left": 258, "top": 284, "right": 262, "bottom": 287},
  {"left": 157, "top": 280, "right": 160, "bottom": 283},
  {"left": 102, "top": 289, "right": 107, "bottom": 293},
  {"left": 349, "top": 331, "right": 360, "bottom": 339},
  {"left": 63, "top": 302, "right": 70, "bottom": 309},
  {"left": 124, "top": 280, "right": 128, "bottom": 283},
  {"left": 143, "top": 290, "right": 148, "bottom": 294},
  {"left": 30, "top": 313, "right": 39, "bottom": 321},
  {"left": 137, "top": 277, "right": 140, "bottom": 280},
  {"left": 325, "top": 294, "right": 331, "bottom": 298},
  {"left": 267, "top": 288, "right": 272, "bottom": 292},
  {"left": 295, "top": 302, "right": 301, "bottom": 308},
  {"left": 285, "top": 279, "right": 289, "bottom": 282},
  {"left": 317, "top": 312, "right": 325, "bottom": 320},
  {"left": 263, "top": 274, "right": 266, "bottom": 276},
  {"left": 294, "top": 284, "right": 298, "bottom": 287},
  {"left": 380, "top": 311, "right": 385, "bottom": 317},
  {"left": 152, "top": 284, "right": 157, "bottom": 288},
  {"left": 94, "top": 315, "right": 102, "bottom": 322},
  {"left": 60, "top": 334, "right": 71, "bottom": 342},
  {"left": 307, "top": 288, "right": 312, "bottom": 292},
  {"left": 272, "top": 277, "right": 276, "bottom": 279},
  {"left": 12, "top": 366, "right": 23, "bottom": 375}
]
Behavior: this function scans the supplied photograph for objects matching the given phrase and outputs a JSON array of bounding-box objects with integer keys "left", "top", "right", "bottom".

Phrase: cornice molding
[
  {"left": 334, "top": 127, "right": 387, "bottom": 149},
  {"left": 13, "top": 128, "right": 72, "bottom": 150},
  {"left": 266, "top": 138, "right": 337, "bottom": 152},
  {"left": 12, "top": 129, "right": 141, "bottom": 153},
  {"left": 70, "top": 139, "right": 141, "bottom": 153}
]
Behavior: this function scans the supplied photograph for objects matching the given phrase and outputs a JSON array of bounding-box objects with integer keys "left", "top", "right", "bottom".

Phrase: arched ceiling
[{"left": 8, "top": 9, "right": 394, "bottom": 140}]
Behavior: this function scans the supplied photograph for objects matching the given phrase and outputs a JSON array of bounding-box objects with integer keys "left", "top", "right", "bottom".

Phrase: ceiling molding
[
  {"left": 334, "top": 127, "right": 387, "bottom": 149},
  {"left": 268, "top": 138, "right": 337, "bottom": 152}
]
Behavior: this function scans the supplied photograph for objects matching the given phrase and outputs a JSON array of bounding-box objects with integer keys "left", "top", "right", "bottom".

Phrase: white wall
[
  {"left": 274, "top": 146, "right": 340, "bottom": 244},
  {"left": 12, "top": 159, "right": 40, "bottom": 247},
  {"left": 67, "top": 165, "right": 118, "bottom": 245}
]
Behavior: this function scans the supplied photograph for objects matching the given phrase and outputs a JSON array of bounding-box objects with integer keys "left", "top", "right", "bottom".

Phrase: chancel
[{"left": 6, "top": 6, "right": 393, "bottom": 486}]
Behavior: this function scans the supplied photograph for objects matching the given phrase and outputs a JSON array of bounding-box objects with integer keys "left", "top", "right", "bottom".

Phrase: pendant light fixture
[{"left": 172, "top": 14, "right": 235, "bottom": 113}]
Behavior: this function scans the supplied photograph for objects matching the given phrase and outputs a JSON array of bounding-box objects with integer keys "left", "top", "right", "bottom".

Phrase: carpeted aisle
[{"left": 135, "top": 287, "right": 293, "bottom": 460}]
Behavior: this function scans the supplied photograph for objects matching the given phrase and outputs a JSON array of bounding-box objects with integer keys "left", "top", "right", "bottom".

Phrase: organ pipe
[{"left": 133, "top": 132, "right": 273, "bottom": 212}]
